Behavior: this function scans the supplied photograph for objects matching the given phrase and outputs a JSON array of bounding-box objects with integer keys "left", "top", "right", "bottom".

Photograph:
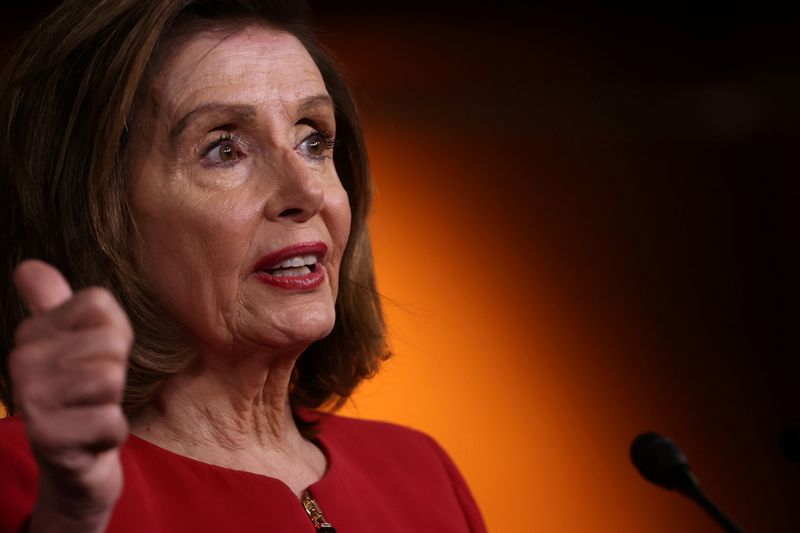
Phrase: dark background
[{"left": 302, "top": 4, "right": 800, "bottom": 531}]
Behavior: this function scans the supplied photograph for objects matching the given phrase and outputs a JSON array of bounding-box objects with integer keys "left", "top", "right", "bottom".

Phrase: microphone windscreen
[{"left": 630, "top": 432, "right": 690, "bottom": 490}]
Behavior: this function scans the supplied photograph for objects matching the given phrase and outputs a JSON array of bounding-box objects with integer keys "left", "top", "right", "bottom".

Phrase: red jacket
[{"left": 0, "top": 413, "right": 486, "bottom": 532}]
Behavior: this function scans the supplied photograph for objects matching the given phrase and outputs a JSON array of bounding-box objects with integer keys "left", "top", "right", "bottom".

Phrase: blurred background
[
  {"left": 4, "top": 2, "right": 799, "bottom": 531},
  {"left": 308, "top": 3, "right": 800, "bottom": 532}
]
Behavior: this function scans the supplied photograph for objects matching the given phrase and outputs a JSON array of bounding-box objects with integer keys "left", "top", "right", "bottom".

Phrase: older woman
[{"left": 0, "top": 1, "right": 485, "bottom": 532}]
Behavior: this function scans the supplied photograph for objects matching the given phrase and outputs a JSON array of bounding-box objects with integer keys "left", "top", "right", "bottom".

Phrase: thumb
[{"left": 13, "top": 260, "right": 74, "bottom": 315}]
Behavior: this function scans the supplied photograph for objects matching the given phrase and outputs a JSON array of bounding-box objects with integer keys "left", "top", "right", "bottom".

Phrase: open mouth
[
  {"left": 261, "top": 254, "right": 319, "bottom": 277},
  {"left": 252, "top": 242, "right": 328, "bottom": 290}
]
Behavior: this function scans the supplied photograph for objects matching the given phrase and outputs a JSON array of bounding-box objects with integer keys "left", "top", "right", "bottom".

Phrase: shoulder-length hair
[{"left": 0, "top": 0, "right": 389, "bottom": 429}]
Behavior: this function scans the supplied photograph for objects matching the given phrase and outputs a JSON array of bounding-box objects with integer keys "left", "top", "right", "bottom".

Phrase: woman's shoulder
[
  {"left": 0, "top": 413, "right": 26, "bottom": 432},
  {"left": 312, "top": 411, "right": 460, "bottom": 482},
  {"left": 313, "top": 411, "right": 444, "bottom": 455},
  {"left": 0, "top": 416, "right": 40, "bottom": 532},
  {"left": 317, "top": 411, "right": 431, "bottom": 439},
  {"left": 0, "top": 415, "right": 38, "bottom": 476},
  {"left": 310, "top": 412, "right": 488, "bottom": 532},
  {"left": 0, "top": 415, "right": 32, "bottom": 454}
]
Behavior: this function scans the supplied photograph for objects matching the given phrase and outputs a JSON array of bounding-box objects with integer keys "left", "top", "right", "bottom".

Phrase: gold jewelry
[{"left": 301, "top": 490, "right": 336, "bottom": 532}]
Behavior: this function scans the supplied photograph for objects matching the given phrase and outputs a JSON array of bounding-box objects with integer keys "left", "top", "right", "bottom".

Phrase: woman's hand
[{"left": 10, "top": 260, "right": 132, "bottom": 533}]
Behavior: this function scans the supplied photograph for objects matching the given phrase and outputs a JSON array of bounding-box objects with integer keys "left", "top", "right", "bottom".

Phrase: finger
[
  {"left": 21, "top": 357, "right": 126, "bottom": 410},
  {"left": 14, "top": 288, "right": 133, "bottom": 346},
  {"left": 11, "top": 328, "right": 131, "bottom": 409},
  {"left": 13, "top": 260, "right": 74, "bottom": 315},
  {"left": 58, "top": 288, "right": 133, "bottom": 336},
  {"left": 24, "top": 374, "right": 125, "bottom": 414},
  {"left": 27, "top": 404, "right": 129, "bottom": 460},
  {"left": 58, "top": 361, "right": 127, "bottom": 408}
]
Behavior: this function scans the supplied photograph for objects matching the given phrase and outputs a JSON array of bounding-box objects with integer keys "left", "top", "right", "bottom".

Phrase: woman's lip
[
  {"left": 253, "top": 265, "right": 325, "bottom": 290},
  {"left": 252, "top": 241, "right": 328, "bottom": 273},
  {"left": 251, "top": 242, "right": 328, "bottom": 291}
]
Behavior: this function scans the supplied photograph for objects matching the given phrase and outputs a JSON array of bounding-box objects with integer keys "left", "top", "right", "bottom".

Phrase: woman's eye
[
  {"left": 203, "top": 135, "right": 244, "bottom": 166},
  {"left": 297, "top": 130, "right": 334, "bottom": 159}
]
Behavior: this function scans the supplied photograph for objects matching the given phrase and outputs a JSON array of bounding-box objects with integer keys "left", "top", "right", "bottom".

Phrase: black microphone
[
  {"left": 779, "top": 425, "right": 800, "bottom": 463},
  {"left": 630, "top": 432, "right": 745, "bottom": 533}
]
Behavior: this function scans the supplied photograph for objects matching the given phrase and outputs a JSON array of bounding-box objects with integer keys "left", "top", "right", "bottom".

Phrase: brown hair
[{"left": 0, "top": 0, "right": 389, "bottom": 427}]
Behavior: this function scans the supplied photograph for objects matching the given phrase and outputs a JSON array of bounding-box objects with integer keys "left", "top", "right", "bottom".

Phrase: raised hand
[{"left": 10, "top": 260, "right": 132, "bottom": 533}]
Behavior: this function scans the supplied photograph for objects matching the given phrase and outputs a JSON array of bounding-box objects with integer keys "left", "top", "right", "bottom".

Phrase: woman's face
[{"left": 128, "top": 25, "right": 350, "bottom": 357}]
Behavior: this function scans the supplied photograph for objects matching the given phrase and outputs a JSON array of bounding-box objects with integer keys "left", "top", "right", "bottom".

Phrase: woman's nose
[{"left": 263, "top": 154, "right": 326, "bottom": 223}]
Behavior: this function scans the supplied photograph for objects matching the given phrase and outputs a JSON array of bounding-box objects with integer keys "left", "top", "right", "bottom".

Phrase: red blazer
[{"left": 0, "top": 413, "right": 486, "bottom": 532}]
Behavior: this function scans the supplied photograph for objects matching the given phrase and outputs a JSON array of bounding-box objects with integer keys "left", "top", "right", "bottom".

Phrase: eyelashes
[
  {"left": 201, "top": 132, "right": 245, "bottom": 167},
  {"left": 317, "top": 128, "right": 336, "bottom": 150},
  {"left": 199, "top": 128, "right": 336, "bottom": 168},
  {"left": 297, "top": 129, "right": 336, "bottom": 159}
]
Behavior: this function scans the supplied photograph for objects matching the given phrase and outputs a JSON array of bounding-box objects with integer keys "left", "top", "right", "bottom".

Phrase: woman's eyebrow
[
  {"left": 169, "top": 95, "right": 333, "bottom": 142},
  {"left": 295, "top": 94, "right": 334, "bottom": 117},
  {"left": 169, "top": 103, "right": 257, "bottom": 141}
]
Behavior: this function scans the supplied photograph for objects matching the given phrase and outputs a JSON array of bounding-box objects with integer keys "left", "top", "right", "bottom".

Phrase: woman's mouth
[
  {"left": 263, "top": 254, "right": 318, "bottom": 277},
  {"left": 252, "top": 242, "right": 327, "bottom": 290}
]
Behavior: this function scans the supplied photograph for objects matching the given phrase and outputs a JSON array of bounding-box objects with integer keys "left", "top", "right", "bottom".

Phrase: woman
[{"left": 0, "top": 1, "right": 486, "bottom": 531}]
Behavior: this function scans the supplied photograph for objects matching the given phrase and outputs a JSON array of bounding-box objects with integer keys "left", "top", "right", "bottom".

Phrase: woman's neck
[{"left": 128, "top": 348, "right": 326, "bottom": 495}]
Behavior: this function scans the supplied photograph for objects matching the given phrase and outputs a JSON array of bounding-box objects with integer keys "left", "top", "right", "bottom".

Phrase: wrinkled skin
[
  {"left": 12, "top": 261, "right": 131, "bottom": 533},
  {"left": 11, "top": 25, "right": 349, "bottom": 532}
]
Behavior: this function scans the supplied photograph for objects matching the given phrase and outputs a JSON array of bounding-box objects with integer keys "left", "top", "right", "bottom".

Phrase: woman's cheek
[
  {"left": 328, "top": 178, "right": 352, "bottom": 242},
  {"left": 188, "top": 162, "right": 252, "bottom": 190},
  {"left": 327, "top": 188, "right": 352, "bottom": 299}
]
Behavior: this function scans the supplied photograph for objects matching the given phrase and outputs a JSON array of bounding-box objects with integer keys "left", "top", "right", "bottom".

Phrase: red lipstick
[{"left": 252, "top": 242, "right": 327, "bottom": 290}]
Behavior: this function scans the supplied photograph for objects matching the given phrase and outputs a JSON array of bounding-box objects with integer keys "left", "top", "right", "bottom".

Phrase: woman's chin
[{"left": 259, "top": 305, "right": 336, "bottom": 349}]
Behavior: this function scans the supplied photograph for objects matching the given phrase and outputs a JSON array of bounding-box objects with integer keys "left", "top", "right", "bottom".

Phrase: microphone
[
  {"left": 630, "top": 432, "right": 745, "bottom": 533},
  {"left": 779, "top": 425, "right": 800, "bottom": 462}
]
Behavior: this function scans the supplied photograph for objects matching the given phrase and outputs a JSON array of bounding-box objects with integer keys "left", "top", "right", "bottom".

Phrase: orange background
[{"left": 317, "top": 7, "right": 800, "bottom": 532}]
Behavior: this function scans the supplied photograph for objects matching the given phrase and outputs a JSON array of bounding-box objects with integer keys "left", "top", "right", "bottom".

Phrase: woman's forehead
[{"left": 149, "top": 24, "right": 327, "bottom": 124}]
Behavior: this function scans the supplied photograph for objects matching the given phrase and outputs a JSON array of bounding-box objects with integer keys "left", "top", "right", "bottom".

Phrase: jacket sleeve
[{"left": 0, "top": 417, "right": 38, "bottom": 533}]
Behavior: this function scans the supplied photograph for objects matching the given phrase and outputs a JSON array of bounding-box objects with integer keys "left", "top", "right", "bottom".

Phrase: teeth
[
  {"left": 272, "top": 266, "right": 311, "bottom": 277},
  {"left": 272, "top": 254, "right": 317, "bottom": 269}
]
